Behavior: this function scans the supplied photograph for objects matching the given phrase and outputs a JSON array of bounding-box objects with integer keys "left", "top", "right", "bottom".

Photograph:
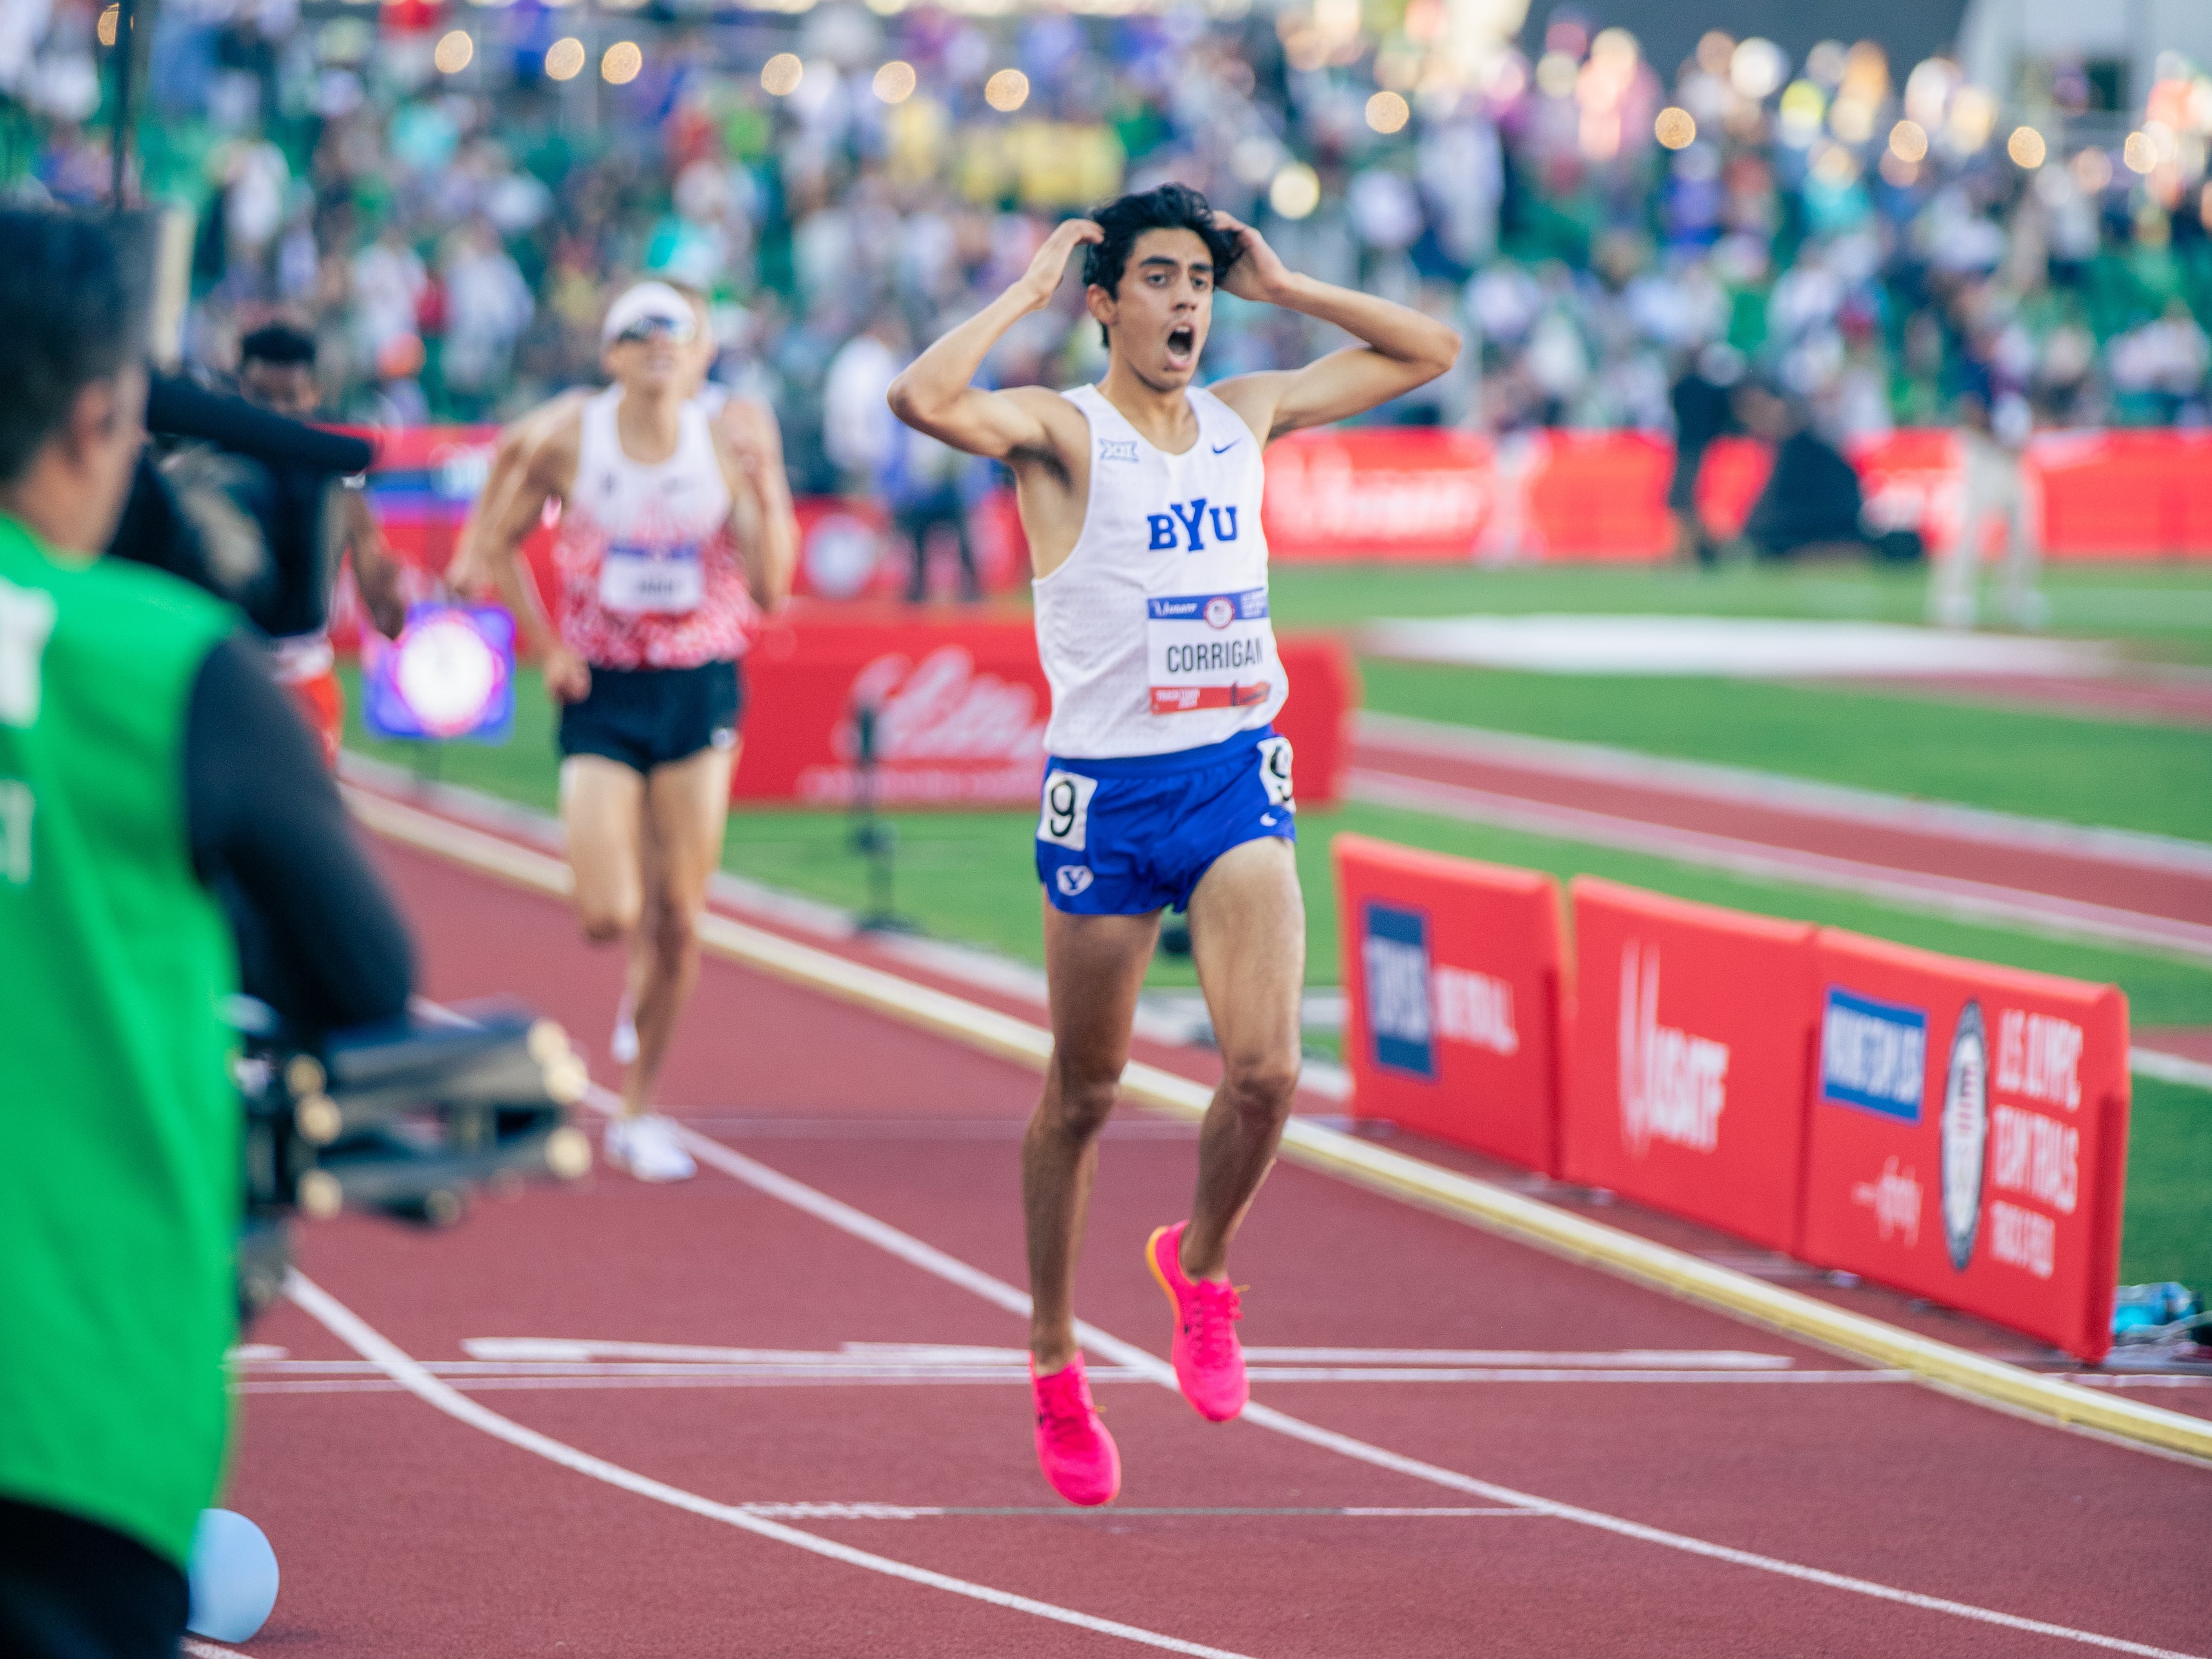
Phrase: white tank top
[
  {"left": 1034, "top": 385, "right": 1286, "bottom": 758},
  {"left": 568, "top": 386, "right": 733, "bottom": 616}
]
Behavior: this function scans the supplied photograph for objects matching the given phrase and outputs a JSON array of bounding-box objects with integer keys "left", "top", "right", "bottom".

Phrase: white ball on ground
[{"left": 186, "top": 1508, "right": 279, "bottom": 1642}]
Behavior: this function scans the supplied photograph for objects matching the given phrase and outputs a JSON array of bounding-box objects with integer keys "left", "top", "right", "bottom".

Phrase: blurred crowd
[{"left": 6, "top": 0, "right": 2212, "bottom": 490}]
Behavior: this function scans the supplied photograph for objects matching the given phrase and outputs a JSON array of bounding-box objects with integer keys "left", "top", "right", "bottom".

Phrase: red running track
[{"left": 220, "top": 837, "right": 2212, "bottom": 1658}]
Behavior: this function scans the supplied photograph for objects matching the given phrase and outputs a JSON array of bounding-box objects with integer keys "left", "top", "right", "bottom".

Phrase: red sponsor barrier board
[
  {"left": 1562, "top": 877, "right": 1819, "bottom": 1253},
  {"left": 734, "top": 615, "right": 1354, "bottom": 808},
  {"left": 2029, "top": 429, "right": 2212, "bottom": 558},
  {"left": 1334, "top": 835, "right": 1565, "bottom": 1173},
  {"left": 1800, "top": 931, "right": 2130, "bottom": 1362}
]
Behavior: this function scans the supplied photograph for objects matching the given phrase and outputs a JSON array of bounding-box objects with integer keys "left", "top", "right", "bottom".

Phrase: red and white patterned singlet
[{"left": 552, "top": 387, "right": 756, "bottom": 669}]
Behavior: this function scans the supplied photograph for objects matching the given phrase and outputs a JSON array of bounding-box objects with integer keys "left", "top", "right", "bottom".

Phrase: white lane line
[
  {"left": 232, "top": 1367, "right": 1916, "bottom": 1394},
  {"left": 2130, "top": 1047, "right": 2212, "bottom": 1091},
  {"left": 650, "top": 1107, "right": 2204, "bottom": 1659},
  {"left": 284, "top": 1273, "right": 1254, "bottom": 1659},
  {"left": 1348, "top": 768, "right": 2212, "bottom": 964},
  {"left": 183, "top": 1643, "right": 256, "bottom": 1659}
]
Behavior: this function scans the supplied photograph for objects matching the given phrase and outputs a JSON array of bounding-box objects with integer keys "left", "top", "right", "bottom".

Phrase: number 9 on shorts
[{"left": 1037, "top": 769, "right": 1099, "bottom": 851}]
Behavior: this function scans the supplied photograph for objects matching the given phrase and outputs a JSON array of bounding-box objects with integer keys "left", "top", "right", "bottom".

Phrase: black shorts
[
  {"left": 0, "top": 1498, "right": 187, "bottom": 1659},
  {"left": 558, "top": 659, "right": 744, "bottom": 774}
]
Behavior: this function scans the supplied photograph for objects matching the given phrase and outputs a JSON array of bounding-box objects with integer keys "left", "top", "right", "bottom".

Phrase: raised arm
[
  {"left": 1206, "top": 212, "right": 1461, "bottom": 443},
  {"left": 886, "top": 219, "right": 1103, "bottom": 461}
]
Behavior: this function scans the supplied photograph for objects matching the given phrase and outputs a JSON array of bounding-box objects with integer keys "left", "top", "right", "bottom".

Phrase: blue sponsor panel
[
  {"left": 1818, "top": 986, "right": 1929, "bottom": 1121},
  {"left": 1145, "top": 589, "right": 1269, "bottom": 623},
  {"left": 1361, "top": 901, "right": 1435, "bottom": 1081}
]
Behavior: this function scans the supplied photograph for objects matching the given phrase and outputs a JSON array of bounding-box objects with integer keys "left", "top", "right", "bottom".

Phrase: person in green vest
[{"left": 0, "top": 210, "right": 414, "bottom": 1658}]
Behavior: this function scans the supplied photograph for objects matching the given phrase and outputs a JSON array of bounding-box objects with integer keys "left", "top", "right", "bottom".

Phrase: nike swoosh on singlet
[{"left": 1212, "top": 441, "right": 1238, "bottom": 453}]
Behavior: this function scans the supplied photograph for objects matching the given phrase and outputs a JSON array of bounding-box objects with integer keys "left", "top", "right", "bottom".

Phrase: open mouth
[{"left": 1166, "top": 325, "right": 1195, "bottom": 364}]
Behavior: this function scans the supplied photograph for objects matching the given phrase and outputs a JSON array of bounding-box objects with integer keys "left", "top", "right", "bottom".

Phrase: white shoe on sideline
[
  {"left": 603, "top": 1114, "right": 696, "bottom": 1183},
  {"left": 610, "top": 997, "right": 639, "bottom": 1066}
]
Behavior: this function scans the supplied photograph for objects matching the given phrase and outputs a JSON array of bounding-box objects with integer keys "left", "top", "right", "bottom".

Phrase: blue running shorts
[{"left": 1035, "top": 726, "right": 1295, "bottom": 916}]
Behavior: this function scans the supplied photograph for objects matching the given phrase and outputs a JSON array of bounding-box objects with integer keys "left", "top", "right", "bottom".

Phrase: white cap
[{"left": 601, "top": 281, "right": 696, "bottom": 345}]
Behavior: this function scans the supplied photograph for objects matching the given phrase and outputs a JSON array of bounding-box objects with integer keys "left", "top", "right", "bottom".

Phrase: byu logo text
[
  {"left": 1146, "top": 498, "right": 1240, "bottom": 552},
  {"left": 1056, "top": 866, "right": 1094, "bottom": 896}
]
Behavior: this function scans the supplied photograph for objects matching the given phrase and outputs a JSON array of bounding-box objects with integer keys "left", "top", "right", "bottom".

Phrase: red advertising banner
[
  {"left": 1261, "top": 427, "right": 1497, "bottom": 563},
  {"left": 1562, "top": 877, "right": 1820, "bottom": 1253},
  {"left": 734, "top": 616, "right": 1354, "bottom": 808},
  {"left": 1334, "top": 835, "right": 1566, "bottom": 1173},
  {"left": 1799, "top": 930, "right": 2131, "bottom": 1361}
]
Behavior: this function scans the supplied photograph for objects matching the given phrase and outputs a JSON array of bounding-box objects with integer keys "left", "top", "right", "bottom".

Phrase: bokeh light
[
  {"left": 1729, "top": 38, "right": 1787, "bottom": 101},
  {"left": 96, "top": 5, "right": 119, "bottom": 46},
  {"left": 2007, "top": 126, "right": 2046, "bottom": 169},
  {"left": 872, "top": 61, "right": 916, "bottom": 103},
  {"left": 544, "top": 37, "right": 584, "bottom": 80},
  {"left": 2072, "top": 147, "right": 2114, "bottom": 191},
  {"left": 761, "top": 53, "right": 802, "bottom": 96},
  {"left": 1365, "top": 91, "right": 1409, "bottom": 134},
  {"left": 1888, "top": 120, "right": 1927, "bottom": 163},
  {"left": 433, "top": 30, "right": 473, "bottom": 73},
  {"left": 600, "top": 41, "right": 640, "bottom": 84},
  {"left": 1269, "top": 162, "right": 1320, "bottom": 220},
  {"left": 985, "top": 69, "right": 1029, "bottom": 112},
  {"left": 1654, "top": 108, "right": 1696, "bottom": 150},
  {"left": 2123, "top": 132, "right": 2156, "bottom": 174}
]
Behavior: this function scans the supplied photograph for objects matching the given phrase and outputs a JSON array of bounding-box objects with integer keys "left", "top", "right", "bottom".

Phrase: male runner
[
  {"left": 889, "top": 184, "right": 1457, "bottom": 1503},
  {"left": 482, "top": 281, "right": 796, "bottom": 1182},
  {"left": 234, "top": 322, "right": 408, "bottom": 764}
]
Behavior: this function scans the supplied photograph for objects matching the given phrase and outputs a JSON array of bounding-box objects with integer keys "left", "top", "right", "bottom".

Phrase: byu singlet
[
  {"left": 1034, "top": 385, "right": 1286, "bottom": 758},
  {"left": 552, "top": 386, "right": 752, "bottom": 670}
]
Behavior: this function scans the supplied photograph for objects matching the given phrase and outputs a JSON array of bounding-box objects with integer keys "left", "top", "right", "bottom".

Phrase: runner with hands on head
[
  {"left": 888, "top": 183, "right": 1458, "bottom": 1505},
  {"left": 478, "top": 281, "right": 797, "bottom": 1183}
]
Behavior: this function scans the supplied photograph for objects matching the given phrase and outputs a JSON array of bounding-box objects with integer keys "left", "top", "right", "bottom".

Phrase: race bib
[
  {"left": 1256, "top": 734, "right": 1294, "bottom": 809},
  {"left": 598, "top": 540, "right": 705, "bottom": 615},
  {"left": 1037, "top": 769, "right": 1098, "bottom": 851},
  {"left": 1146, "top": 588, "right": 1275, "bottom": 715}
]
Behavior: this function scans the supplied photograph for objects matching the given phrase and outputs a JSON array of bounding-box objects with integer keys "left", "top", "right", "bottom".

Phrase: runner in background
[
  {"left": 450, "top": 286, "right": 793, "bottom": 1069},
  {"left": 234, "top": 323, "right": 407, "bottom": 765},
  {"left": 889, "top": 184, "right": 1458, "bottom": 1504},
  {"left": 479, "top": 281, "right": 796, "bottom": 1181}
]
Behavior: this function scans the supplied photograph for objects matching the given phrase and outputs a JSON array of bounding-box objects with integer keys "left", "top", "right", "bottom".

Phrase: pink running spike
[
  {"left": 1146, "top": 1221, "right": 1249, "bottom": 1422},
  {"left": 1029, "top": 1355, "right": 1121, "bottom": 1507}
]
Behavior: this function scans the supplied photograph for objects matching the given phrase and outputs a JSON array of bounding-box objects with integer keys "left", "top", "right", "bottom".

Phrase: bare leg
[
  {"left": 622, "top": 741, "right": 737, "bottom": 1118},
  {"left": 561, "top": 755, "right": 647, "bottom": 947},
  {"left": 1026, "top": 903, "right": 1159, "bottom": 1373},
  {"left": 1179, "top": 837, "right": 1305, "bottom": 1283}
]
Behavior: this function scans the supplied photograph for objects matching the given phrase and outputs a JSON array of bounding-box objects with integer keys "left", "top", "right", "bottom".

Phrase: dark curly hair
[{"left": 1080, "top": 183, "right": 1242, "bottom": 347}]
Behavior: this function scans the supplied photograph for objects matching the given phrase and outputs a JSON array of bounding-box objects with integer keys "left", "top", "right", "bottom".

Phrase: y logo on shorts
[
  {"left": 1056, "top": 866, "right": 1094, "bottom": 896},
  {"left": 1146, "top": 499, "right": 1240, "bottom": 552}
]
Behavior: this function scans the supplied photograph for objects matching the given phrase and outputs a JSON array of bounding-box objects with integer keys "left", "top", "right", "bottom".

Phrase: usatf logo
[
  {"left": 1617, "top": 942, "right": 1729, "bottom": 1157},
  {"left": 1362, "top": 903, "right": 1434, "bottom": 1080},
  {"left": 1146, "top": 497, "right": 1241, "bottom": 552},
  {"left": 1850, "top": 1155, "right": 1923, "bottom": 1247},
  {"left": 1819, "top": 987, "right": 1928, "bottom": 1122},
  {"left": 1939, "top": 1001, "right": 1990, "bottom": 1270},
  {"left": 1097, "top": 440, "right": 1138, "bottom": 464}
]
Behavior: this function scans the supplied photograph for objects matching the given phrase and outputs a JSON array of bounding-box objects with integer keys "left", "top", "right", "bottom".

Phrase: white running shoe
[
  {"left": 603, "top": 1114, "right": 696, "bottom": 1182},
  {"left": 610, "top": 997, "right": 639, "bottom": 1066}
]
